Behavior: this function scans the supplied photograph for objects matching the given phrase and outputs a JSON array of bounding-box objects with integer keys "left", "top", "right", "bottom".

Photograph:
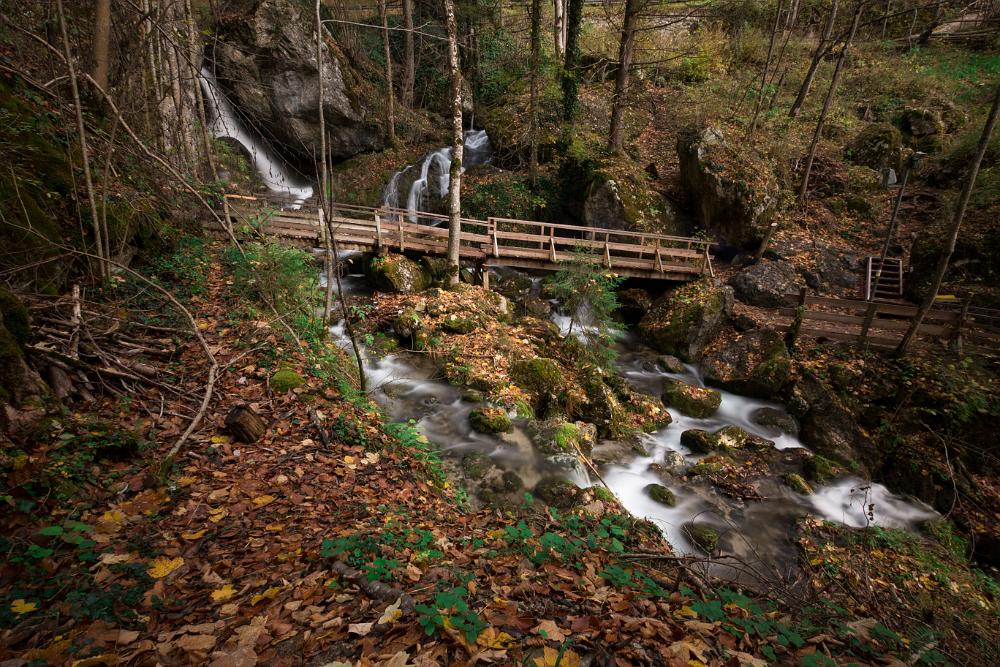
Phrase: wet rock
[
  {"left": 461, "top": 452, "right": 496, "bottom": 480},
  {"left": 661, "top": 450, "right": 687, "bottom": 471},
  {"left": 677, "top": 126, "right": 777, "bottom": 247},
  {"left": 803, "top": 453, "right": 837, "bottom": 482},
  {"left": 662, "top": 378, "right": 721, "bottom": 418},
  {"left": 645, "top": 483, "right": 677, "bottom": 507},
  {"left": 844, "top": 123, "right": 902, "bottom": 171},
  {"left": 213, "top": 0, "right": 380, "bottom": 162},
  {"left": 496, "top": 273, "right": 534, "bottom": 302},
  {"left": 270, "top": 368, "right": 304, "bottom": 393},
  {"left": 524, "top": 295, "right": 552, "bottom": 318},
  {"left": 528, "top": 419, "right": 596, "bottom": 456},
  {"left": 657, "top": 355, "right": 686, "bottom": 374},
  {"left": 592, "top": 438, "right": 649, "bottom": 466},
  {"left": 687, "top": 459, "right": 725, "bottom": 476},
  {"left": 368, "top": 254, "right": 430, "bottom": 293},
  {"left": 579, "top": 366, "right": 632, "bottom": 438},
  {"left": 461, "top": 389, "right": 484, "bottom": 403},
  {"left": 682, "top": 522, "right": 719, "bottom": 553},
  {"left": 702, "top": 329, "right": 791, "bottom": 399},
  {"left": 469, "top": 406, "right": 512, "bottom": 434},
  {"left": 901, "top": 108, "right": 945, "bottom": 139},
  {"left": 534, "top": 476, "right": 581, "bottom": 508},
  {"left": 727, "top": 260, "right": 802, "bottom": 308},
  {"left": 783, "top": 473, "right": 813, "bottom": 495},
  {"left": 787, "top": 370, "right": 871, "bottom": 469},
  {"left": 510, "top": 357, "right": 565, "bottom": 417},
  {"left": 750, "top": 407, "right": 799, "bottom": 436},
  {"left": 638, "top": 280, "right": 734, "bottom": 362},
  {"left": 393, "top": 309, "right": 423, "bottom": 340},
  {"left": 681, "top": 426, "right": 774, "bottom": 454},
  {"left": 617, "top": 288, "right": 653, "bottom": 324},
  {"left": 680, "top": 429, "right": 717, "bottom": 454}
]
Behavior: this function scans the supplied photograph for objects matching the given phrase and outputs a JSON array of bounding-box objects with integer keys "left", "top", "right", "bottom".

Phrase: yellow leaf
[
  {"left": 10, "top": 599, "right": 37, "bottom": 614},
  {"left": 181, "top": 529, "right": 207, "bottom": 540},
  {"left": 211, "top": 584, "right": 236, "bottom": 602},
  {"left": 534, "top": 647, "right": 580, "bottom": 667},
  {"left": 265, "top": 523, "right": 284, "bottom": 532},
  {"left": 250, "top": 586, "right": 281, "bottom": 605},
  {"left": 177, "top": 476, "right": 197, "bottom": 487},
  {"left": 211, "top": 435, "right": 232, "bottom": 445},
  {"left": 476, "top": 626, "right": 515, "bottom": 649},
  {"left": 674, "top": 605, "right": 698, "bottom": 619},
  {"left": 252, "top": 495, "right": 276, "bottom": 507},
  {"left": 147, "top": 556, "right": 184, "bottom": 579},
  {"left": 377, "top": 597, "right": 403, "bottom": 625}
]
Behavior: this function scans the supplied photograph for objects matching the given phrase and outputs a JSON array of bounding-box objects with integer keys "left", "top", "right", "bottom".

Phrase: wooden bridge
[{"left": 206, "top": 196, "right": 715, "bottom": 282}]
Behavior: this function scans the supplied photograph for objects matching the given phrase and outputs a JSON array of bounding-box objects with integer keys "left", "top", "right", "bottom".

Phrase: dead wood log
[
  {"left": 329, "top": 560, "right": 415, "bottom": 612},
  {"left": 224, "top": 406, "right": 266, "bottom": 444}
]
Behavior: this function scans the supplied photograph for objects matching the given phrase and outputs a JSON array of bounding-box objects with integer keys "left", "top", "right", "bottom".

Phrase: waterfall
[
  {"left": 199, "top": 67, "right": 314, "bottom": 207},
  {"left": 382, "top": 129, "right": 493, "bottom": 223}
]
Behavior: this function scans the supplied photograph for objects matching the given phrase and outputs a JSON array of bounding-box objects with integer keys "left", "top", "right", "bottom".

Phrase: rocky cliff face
[{"left": 214, "top": 0, "right": 381, "bottom": 163}]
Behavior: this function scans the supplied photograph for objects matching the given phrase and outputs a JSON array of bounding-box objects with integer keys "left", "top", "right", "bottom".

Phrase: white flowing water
[
  {"left": 382, "top": 129, "right": 493, "bottom": 223},
  {"left": 199, "top": 67, "right": 314, "bottom": 206}
]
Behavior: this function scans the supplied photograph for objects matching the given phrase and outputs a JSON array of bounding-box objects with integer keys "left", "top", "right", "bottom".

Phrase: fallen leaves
[
  {"left": 252, "top": 494, "right": 276, "bottom": 507},
  {"left": 10, "top": 598, "right": 37, "bottom": 614},
  {"left": 211, "top": 583, "right": 236, "bottom": 602},
  {"left": 147, "top": 556, "right": 184, "bottom": 579}
]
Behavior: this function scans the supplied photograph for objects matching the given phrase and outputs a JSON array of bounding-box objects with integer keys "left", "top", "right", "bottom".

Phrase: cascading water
[
  {"left": 199, "top": 66, "right": 314, "bottom": 206},
  {"left": 382, "top": 129, "right": 493, "bottom": 223}
]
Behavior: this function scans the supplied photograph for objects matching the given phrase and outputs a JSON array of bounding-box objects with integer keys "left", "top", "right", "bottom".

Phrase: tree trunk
[
  {"left": 789, "top": 0, "right": 840, "bottom": 118},
  {"left": 444, "top": 0, "right": 464, "bottom": 285},
  {"left": 93, "top": 0, "right": 112, "bottom": 91},
  {"left": 798, "top": 0, "right": 864, "bottom": 203},
  {"left": 608, "top": 0, "right": 641, "bottom": 153},
  {"left": 56, "top": 0, "right": 107, "bottom": 279},
  {"left": 380, "top": 0, "right": 397, "bottom": 146},
  {"left": 749, "top": 0, "right": 785, "bottom": 134},
  {"left": 896, "top": 81, "right": 1000, "bottom": 356},
  {"left": 562, "top": 0, "right": 584, "bottom": 122},
  {"left": 530, "top": 0, "right": 542, "bottom": 185},
  {"left": 402, "top": 0, "right": 415, "bottom": 107},
  {"left": 553, "top": 0, "right": 566, "bottom": 59}
]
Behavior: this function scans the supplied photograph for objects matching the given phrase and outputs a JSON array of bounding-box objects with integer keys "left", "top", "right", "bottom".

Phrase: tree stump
[{"left": 224, "top": 406, "right": 266, "bottom": 444}]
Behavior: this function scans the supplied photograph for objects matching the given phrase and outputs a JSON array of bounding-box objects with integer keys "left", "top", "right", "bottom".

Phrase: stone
[
  {"left": 787, "top": 370, "right": 872, "bottom": 469},
  {"left": 533, "top": 476, "right": 581, "bottom": 508},
  {"left": 510, "top": 357, "right": 565, "bottom": 417},
  {"left": 657, "top": 355, "right": 686, "bottom": 374},
  {"left": 393, "top": 309, "right": 423, "bottom": 340},
  {"left": 617, "top": 288, "right": 653, "bottom": 324},
  {"left": 592, "top": 438, "right": 649, "bottom": 466},
  {"left": 750, "top": 407, "right": 799, "bottom": 436},
  {"left": 270, "top": 368, "right": 304, "bottom": 393},
  {"left": 638, "top": 280, "right": 734, "bottom": 362},
  {"left": 803, "top": 454, "right": 836, "bottom": 482},
  {"left": 224, "top": 406, "right": 266, "bottom": 444},
  {"left": 681, "top": 426, "right": 774, "bottom": 454},
  {"left": 680, "top": 429, "right": 716, "bottom": 454},
  {"left": 579, "top": 366, "right": 632, "bottom": 438},
  {"left": 582, "top": 174, "right": 686, "bottom": 236},
  {"left": 727, "top": 261, "right": 802, "bottom": 308},
  {"left": 528, "top": 420, "right": 595, "bottom": 456},
  {"left": 645, "top": 483, "right": 677, "bottom": 507},
  {"left": 701, "top": 329, "right": 792, "bottom": 399},
  {"left": 213, "top": 0, "right": 381, "bottom": 162},
  {"left": 844, "top": 123, "right": 903, "bottom": 171},
  {"left": 682, "top": 522, "right": 719, "bottom": 553},
  {"left": 461, "top": 451, "right": 496, "bottom": 480},
  {"left": 469, "top": 406, "right": 512, "bottom": 434},
  {"left": 901, "top": 108, "right": 945, "bottom": 138},
  {"left": 662, "top": 450, "right": 687, "bottom": 471},
  {"left": 784, "top": 472, "right": 813, "bottom": 495},
  {"left": 662, "top": 379, "right": 721, "bottom": 418},
  {"left": 368, "top": 254, "right": 430, "bottom": 293},
  {"left": 677, "top": 126, "right": 777, "bottom": 247},
  {"left": 524, "top": 295, "right": 552, "bottom": 318}
]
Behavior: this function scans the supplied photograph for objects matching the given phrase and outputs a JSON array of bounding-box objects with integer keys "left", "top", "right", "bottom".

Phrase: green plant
[{"left": 415, "top": 585, "right": 487, "bottom": 643}]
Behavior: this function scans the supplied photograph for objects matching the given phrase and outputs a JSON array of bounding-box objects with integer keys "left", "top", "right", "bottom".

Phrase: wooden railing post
[
  {"left": 952, "top": 300, "right": 972, "bottom": 355},
  {"left": 785, "top": 287, "right": 808, "bottom": 350},
  {"left": 398, "top": 211, "right": 405, "bottom": 252},
  {"left": 489, "top": 217, "right": 499, "bottom": 257},
  {"left": 374, "top": 208, "right": 383, "bottom": 250},
  {"left": 549, "top": 227, "right": 557, "bottom": 262}
]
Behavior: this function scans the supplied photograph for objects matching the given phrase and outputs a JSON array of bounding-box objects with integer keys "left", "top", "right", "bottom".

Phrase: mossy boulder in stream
[
  {"left": 680, "top": 426, "right": 774, "bottom": 454},
  {"left": 662, "top": 378, "right": 721, "bottom": 418},
  {"left": 638, "top": 280, "right": 733, "bottom": 362},
  {"left": 367, "top": 253, "right": 430, "bottom": 293},
  {"left": 511, "top": 357, "right": 567, "bottom": 417},
  {"left": 533, "top": 476, "right": 581, "bottom": 509},
  {"left": 702, "top": 329, "right": 791, "bottom": 399},
  {"left": 682, "top": 522, "right": 719, "bottom": 553},
  {"left": 528, "top": 419, "right": 596, "bottom": 456},
  {"left": 645, "top": 483, "right": 677, "bottom": 507},
  {"left": 469, "top": 406, "right": 512, "bottom": 434},
  {"left": 783, "top": 473, "right": 813, "bottom": 495}
]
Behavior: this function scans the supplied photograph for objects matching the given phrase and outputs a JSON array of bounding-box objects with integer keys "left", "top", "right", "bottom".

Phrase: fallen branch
[{"left": 330, "top": 560, "right": 415, "bottom": 612}]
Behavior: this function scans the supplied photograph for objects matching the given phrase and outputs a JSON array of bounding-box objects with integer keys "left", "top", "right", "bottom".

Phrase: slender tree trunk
[
  {"left": 94, "top": 0, "right": 112, "bottom": 91},
  {"left": 380, "top": 0, "right": 397, "bottom": 145},
  {"left": 444, "top": 0, "right": 464, "bottom": 285},
  {"left": 529, "top": 0, "right": 542, "bottom": 185},
  {"left": 562, "top": 0, "right": 584, "bottom": 122},
  {"left": 402, "top": 0, "right": 415, "bottom": 107},
  {"left": 553, "top": 0, "right": 566, "bottom": 59},
  {"left": 789, "top": 0, "right": 840, "bottom": 118},
  {"left": 56, "top": 0, "right": 107, "bottom": 279},
  {"left": 798, "top": 1, "right": 865, "bottom": 203},
  {"left": 896, "top": 82, "right": 1000, "bottom": 356},
  {"left": 608, "top": 0, "right": 641, "bottom": 153},
  {"left": 749, "top": 0, "right": 784, "bottom": 134}
]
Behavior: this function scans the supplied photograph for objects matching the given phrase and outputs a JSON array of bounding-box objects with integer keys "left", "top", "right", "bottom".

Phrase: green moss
[
  {"left": 592, "top": 486, "right": 615, "bottom": 502},
  {"left": 534, "top": 477, "right": 581, "bottom": 509},
  {"left": 680, "top": 429, "right": 717, "bottom": 454},
  {"left": 271, "top": 368, "right": 305, "bottom": 393},
  {"left": 924, "top": 519, "right": 968, "bottom": 560},
  {"left": 553, "top": 422, "right": 581, "bottom": 451},
  {"left": 511, "top": 357, "right": 564, "bottom": 393},
  {"left": 662, "top": 378, "right": 721, "bottom": 418},
  {"left": 512, "top": 399, "right": 534, "bottom": 419},
  {"left": 469, "top": 406, "right": 512, "bottom": 434},
  {"left": 461, "top": 451, "right": 495, "bottom": 480},
  {"left": 440, "top": 314, "right": 478, "bottom": 334},
  {"left": 682, "top": 522, "right": 719, "bottom": 553},
  {"left": 645, "top": 483, "right": 677, "bottom": 507},
  {"left": 688, "top": 460, "right": 724, "bottom": 476},
  {"left": 804, "top": 454, "right": 836, "bottom": 482},
  {"left": 783, "top": 473, "right": 813, "bottom": 495}
]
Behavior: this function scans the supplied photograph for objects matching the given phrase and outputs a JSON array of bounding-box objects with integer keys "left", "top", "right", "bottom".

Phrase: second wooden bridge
[{"left": 207, "top": 196, "right": 715, "bottom": 282}]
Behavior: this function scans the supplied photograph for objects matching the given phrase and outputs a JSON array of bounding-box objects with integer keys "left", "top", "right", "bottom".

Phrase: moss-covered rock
[
  {"left": 682, "top": 522, "right": 719, "bottom": 553},
  {"left": 680, "top": 429, "right": 717, "bottom": 454},
  {"left": 687, "top": 459, "right": 725, "bottom": 476},
  {"left": 662, "top": 378, "right": 722, "bottom": 418},
  {"left": 367, "top": 253, "right": 430, "bottom": 293},
  {"left": 393, "top": 309, "right": 423, "bottom": 340},
  {"left": 461, "top": 451, "right": 497, "bottom": 480},
  {"left": 579, "top": 366, "right": 631, "bottom": 438},
  {"left": 440, "top": 313, "right": 478, "bottom": 334},
  {"left": 681, "top": 425, "right": 773, "bottom": 454},
  {"left": 271, "top": 368, "right": 305, "bottom": 393},
  {"left": 638, "top": 280, "right": 734, "bottom": 362},
  {"left": 845, "top": 123, "right": 903, "bottom": 171},
  {"left": 534, "top": 476, "right": 581, "bottom": 509},
  {"left": 645, "top": 483, "right": 677, "bottom": 507},
  {"left": 511, "top": 357, "right": 566, "bottom": 417},
  {"left": 803, "top": 454, "right": 836, "bottom": 482},
  {"left": 469, "top": 406, "right": 512, "bottom": 434},
  {"left": 702, "top": 329, "right": 791, "bottom": 399},
  {"left": 658, "top": 355, "right": 686, "bottom": 374},
  {"left": 783, "top": 473, "right": 813, "bottom": 495},
  {"left": 528, "top": 419, "right": 596, "bottom": 456}
]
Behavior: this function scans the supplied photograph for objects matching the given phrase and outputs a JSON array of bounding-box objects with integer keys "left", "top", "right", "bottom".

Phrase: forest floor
[{"left": 3, "top": 241, "right": 999, "bottom": 666}]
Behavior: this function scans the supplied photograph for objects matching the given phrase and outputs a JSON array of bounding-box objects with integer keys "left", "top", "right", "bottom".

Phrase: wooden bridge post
[
  {"left": 398, "top": 211, "right": 405, "bottom": 252},
  {"left": 951, "top": 300, "right": 972, "bottom": 355},
  {"left": 603, "top": 233, "right": 612, "bottom": 268},
  {"left": 785, "top": 287, "right": 808, "bottom": 350},
  {"left": 549, "top": 227, "right": 557, "bottom": 262},
  {"left": 488, "top": 218, "right": 499, "bottom": 257},
  {"left": 374, "top": 209, "right": 383, "bottom": 250}
]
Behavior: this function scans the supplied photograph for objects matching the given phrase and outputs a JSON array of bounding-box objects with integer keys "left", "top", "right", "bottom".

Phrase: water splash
[{"left": 199, "top": 66, "right": 314, "bottom": 206}]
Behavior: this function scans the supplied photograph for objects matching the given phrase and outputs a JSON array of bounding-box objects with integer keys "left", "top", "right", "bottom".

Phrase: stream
[{"left": 322, "top": 259, "right": 939, "bottom": 582}]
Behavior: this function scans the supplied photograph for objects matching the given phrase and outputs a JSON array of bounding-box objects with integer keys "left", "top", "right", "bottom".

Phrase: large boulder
[
  {"left": 728, "top": 260, "right": 802, "bottom": 308},
  {"left": 677, "top": 126, "right": 777, "bottom": 248},
  {"left": 702, "top": 329, "right": 791, "bottom": 399},
  {"left": 583, "top": 177, "right": 685, "bottom": 235},
  {"left": 637, "top": 280, "right": 734, "bottom": 362},
  {"left": 786, "top": 370, "right": 872, "bottom": 469},
  {"left": 844, "top": 123, "right": 902, "bottom": 172},
  {"left": 661, "top": 378, "right": 721, "bottom": 418},
  {"left": 213, "top": 0, "right": 381, "bottom": 162},
  {"left": 367, "top": 254, "right": 430, "bottom": 293},
  {"left": 528, "top": 419, "right": 596, "bottom": 456}
]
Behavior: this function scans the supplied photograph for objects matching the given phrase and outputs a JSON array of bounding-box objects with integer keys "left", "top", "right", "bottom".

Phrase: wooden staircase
[{"left": 865, "top": 257, "right": 904, "bottom": 300}]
